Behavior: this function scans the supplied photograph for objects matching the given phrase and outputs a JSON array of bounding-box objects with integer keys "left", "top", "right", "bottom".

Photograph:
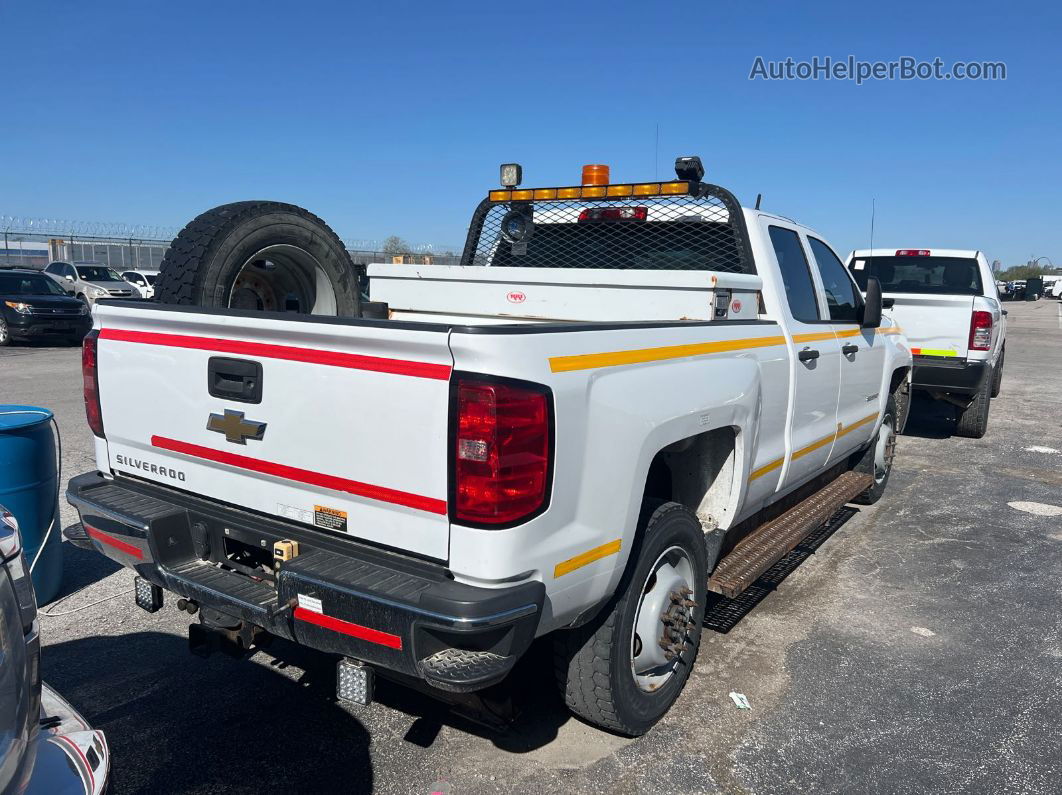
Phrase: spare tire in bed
[{"left": 153, "top": 201, "right": 361, "bottom": 317}]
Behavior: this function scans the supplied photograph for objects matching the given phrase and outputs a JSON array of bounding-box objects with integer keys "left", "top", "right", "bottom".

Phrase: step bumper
[{"left": 66, "top": 470, "right": 543, "bottom": 692}]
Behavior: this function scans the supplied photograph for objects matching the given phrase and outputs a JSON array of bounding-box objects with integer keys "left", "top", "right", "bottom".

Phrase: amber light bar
[{"left": 489, "top": 181, "right": 692, "bottom": 203}]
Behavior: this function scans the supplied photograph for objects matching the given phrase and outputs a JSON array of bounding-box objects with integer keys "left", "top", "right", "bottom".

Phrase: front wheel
[
  {"left": 553, "top": 502, "right": 707, "bottom": 736},
  {"left": 851, "top": 395, "right": 897, "bottom": 505},
  {"left": 0, "top": 317, "right": 10, "bottom": 346}
]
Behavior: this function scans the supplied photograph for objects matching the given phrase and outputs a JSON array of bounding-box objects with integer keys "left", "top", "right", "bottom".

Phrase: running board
[{"left": 708, "top": 472, "right": 873, "bottom": 599}]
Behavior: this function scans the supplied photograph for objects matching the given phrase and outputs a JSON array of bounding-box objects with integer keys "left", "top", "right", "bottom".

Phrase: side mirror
[
  {"left": 65, "top": 275, "right": 74, "bottom": 281},
  {"left": 862, "top": 277, "right": 883, "bottom": 328},
  {"left": 882, "top": 297, "right": 895, "bottom": 309}
]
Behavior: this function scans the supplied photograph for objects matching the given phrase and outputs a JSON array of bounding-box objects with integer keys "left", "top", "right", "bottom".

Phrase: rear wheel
[
  {"left": 851, "top": 395, "right": 897, "bottom": 505},
  {"left": 990, "top": 350, "right": 1004, "bottom": 398},
  {"left": 553, "top": 501, "right": 707, "bottom": 736},
  {"left": 955, "top": 378, "right": 991, "bottom": 438},
  {"left": 153, "top": 201, "right": 360, "bottom": 317},
  {"left": 0, "top": 317, "right": 10, "bottom": 346}
]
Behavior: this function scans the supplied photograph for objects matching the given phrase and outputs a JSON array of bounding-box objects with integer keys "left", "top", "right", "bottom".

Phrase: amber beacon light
[{"left": 581, "top": 164, "right": 610, "bottom": 186}]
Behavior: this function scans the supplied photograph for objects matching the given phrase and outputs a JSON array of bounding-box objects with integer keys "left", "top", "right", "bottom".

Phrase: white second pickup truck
[
  {"left": 67, "top": 161, "right": 911, "bottom": 736},
  {"left": 847, "top": 248, "right": 1006, "bottom": 438}
]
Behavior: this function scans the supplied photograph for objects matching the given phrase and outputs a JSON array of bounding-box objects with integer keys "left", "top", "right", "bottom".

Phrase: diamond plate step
[{"left": 708, "top": 471, "right": 873, "bottom": 599}]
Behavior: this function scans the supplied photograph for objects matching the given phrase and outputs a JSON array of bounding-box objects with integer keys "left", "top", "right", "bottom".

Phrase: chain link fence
[{"left": 1, "top": 216, "right": 462, "bottom": 271}]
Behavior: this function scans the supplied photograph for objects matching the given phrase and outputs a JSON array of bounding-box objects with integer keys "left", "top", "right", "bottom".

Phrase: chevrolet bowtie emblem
[{"left": 207, "top": 409, "right": 267, "bottom": 445}]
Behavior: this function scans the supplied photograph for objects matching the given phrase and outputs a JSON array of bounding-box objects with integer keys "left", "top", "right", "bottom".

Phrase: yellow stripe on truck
[
  {"left": 554, "top": 539, "right": 622, "bottom": 578},
  {"left": 749, "top": 412, "right": 879, "bottom": 481},
  {"left": 911, "top": 348, "right": 957, "bottom": 357},
  {"left": 550, "top": 326, "right": 903, "bottom": 374},
  {"left": 548, "top": 335, "right": 787, "bottom": 373}
]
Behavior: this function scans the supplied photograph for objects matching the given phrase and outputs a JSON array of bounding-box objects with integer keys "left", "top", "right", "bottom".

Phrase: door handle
[
  {"left": 842, "top": 344, "right": 859, "bottom": 356},
  {"left": 798, "top": 348, "right": 820, "bottom": 362}
]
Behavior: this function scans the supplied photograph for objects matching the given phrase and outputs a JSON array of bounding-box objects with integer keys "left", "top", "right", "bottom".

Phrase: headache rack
[{"left": 460, "top": 180, "right": 756, "bottom": 276}]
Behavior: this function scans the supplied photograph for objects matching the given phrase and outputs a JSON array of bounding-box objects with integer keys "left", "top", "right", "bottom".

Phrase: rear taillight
[
  {"left": 453, "top": 377, "right": 551, "bottom": 526},
  {"left": 896, "top": 249, "right": 931, "bottom": 256},
  {"left": 578, "top": 207, "right": 648, "bottom": 222},
  {"left": 82, "top": 329, "right": 104, "bottom": 438},
  {"left": 969, "top": 310, "right": 993, "bottom": 351}
]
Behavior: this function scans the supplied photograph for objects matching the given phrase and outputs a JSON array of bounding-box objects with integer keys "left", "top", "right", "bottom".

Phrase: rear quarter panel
[{"left": 447, "top": 321, "right": 788, "bottom": 631}]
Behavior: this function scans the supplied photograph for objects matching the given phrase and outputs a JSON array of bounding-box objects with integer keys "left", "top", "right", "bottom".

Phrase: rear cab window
[
  {"left": 850, "top": 255, "right": 983, "bottom": 296},
  {"left": 768, "top": 226, "right": 820, "bottom": 322}
]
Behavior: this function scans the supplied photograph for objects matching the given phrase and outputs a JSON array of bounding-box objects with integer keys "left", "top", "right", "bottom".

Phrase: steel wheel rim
[
  {"left": 228, "top": 244, "right": 337, "bottom": 315},
  {"left": 874, "top": 414, "right": 896, "bottom": 484},
  {"left": 630, "top": 545, "right": 696, "bottom": 692}
]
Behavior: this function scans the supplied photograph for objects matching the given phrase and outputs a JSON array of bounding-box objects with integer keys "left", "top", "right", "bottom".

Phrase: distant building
[{"left": 0, "top": 240, "right": 49, "bottom": 268}]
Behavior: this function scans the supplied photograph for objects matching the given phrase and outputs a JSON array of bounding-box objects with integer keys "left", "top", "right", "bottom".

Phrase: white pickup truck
[
  {"left": 847, "top": 249, "right": 1005, "bottom": 438},
  {"left": 67, "top": 161, "right": 911, "bottom": 736}
]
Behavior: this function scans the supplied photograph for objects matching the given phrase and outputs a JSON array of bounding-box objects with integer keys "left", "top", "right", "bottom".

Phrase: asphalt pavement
[{"left": 1, "top": 298, "right": 1060, "bottom": 794}]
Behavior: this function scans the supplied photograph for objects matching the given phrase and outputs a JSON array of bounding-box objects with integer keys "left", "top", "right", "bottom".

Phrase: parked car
[
  {"left": 121, "top": 269, "right": 160, "bottom": 299},
  {"left": 0, "top": 267, "right": 92, "bottom": 346},
  {"left": 67, "top": 159, "right": 911, "bottom": 737},
  {"left": 847, "top": 248, "right": 1005, "bottom": 437},
  {"left": 44, "top": 261, "right": 141, "bottom": 305},
  {"left": 0, "top": 508, "right": 110, "bottom": 794}
]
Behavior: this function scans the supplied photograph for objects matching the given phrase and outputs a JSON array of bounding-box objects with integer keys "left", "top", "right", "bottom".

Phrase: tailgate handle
[{"left": 208, "top": 357, "right": 263, "bottom": 404}]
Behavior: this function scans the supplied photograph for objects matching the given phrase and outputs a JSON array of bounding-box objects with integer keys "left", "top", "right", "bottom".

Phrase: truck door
[
  {"left": 806, "top": 236, "right": 884, "bottom": 460},
  {"left": 763, "top": 224, "right": 843, "bottom": 490}
]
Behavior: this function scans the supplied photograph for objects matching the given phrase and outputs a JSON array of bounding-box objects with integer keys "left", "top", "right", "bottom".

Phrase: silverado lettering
[{"left": 115, "top": 453, "right": 186, "bottom": 482}]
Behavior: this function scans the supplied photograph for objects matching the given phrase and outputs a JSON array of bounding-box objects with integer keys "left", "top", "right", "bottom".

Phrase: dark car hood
[{"left": 0, "top": 294, "right": 85, "bottom": 310}]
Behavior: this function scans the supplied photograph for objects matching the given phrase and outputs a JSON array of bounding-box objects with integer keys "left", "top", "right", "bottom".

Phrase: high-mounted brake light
[
  {"left": 969, "top": 310, "right": 993, "bottom": 351},
  {"left": 453, "top": 377, "right": 551, "bottom": 526},
  {"left": 896, "top": 249, "right": 931, "bottom": 256},
  {"left": 578, "top": 207, "right": 648, "bottom": 222},
  {"left": 82, "top": 329, "right": 104, "bottom": 438},
  {"left": 581, "top": 164, "right": 610, "bottom": 186}
]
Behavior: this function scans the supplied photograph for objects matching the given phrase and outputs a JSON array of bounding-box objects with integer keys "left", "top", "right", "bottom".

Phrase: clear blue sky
[{"left": 2, "top": 0, "right": 1058, "bottom": 265}]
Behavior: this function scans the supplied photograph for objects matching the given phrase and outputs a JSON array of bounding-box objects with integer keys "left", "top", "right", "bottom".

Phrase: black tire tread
[
  {"left": 153, "top": 201, "right": 354, "bottom": 308},
  {"left": 955, "top": 379, "right": 991, "bottom": 438}
]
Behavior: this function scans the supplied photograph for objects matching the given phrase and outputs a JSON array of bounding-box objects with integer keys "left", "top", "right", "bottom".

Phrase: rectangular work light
[
  {"left": 134, "top": 576, "right": 163, "bottom": 613},
  {"left": 337, "top": 658, "right": 374, "bottom": 706}
]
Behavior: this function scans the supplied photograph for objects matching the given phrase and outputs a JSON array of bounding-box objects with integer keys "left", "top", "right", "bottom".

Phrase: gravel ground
[{"left": 1, "top": 298, "right": 1060, "bottom": 794}]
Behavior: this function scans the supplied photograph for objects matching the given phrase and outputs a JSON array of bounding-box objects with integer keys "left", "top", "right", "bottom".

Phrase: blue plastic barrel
[{"left": 0, "top": 405, "right": 62, "bottom": 604}]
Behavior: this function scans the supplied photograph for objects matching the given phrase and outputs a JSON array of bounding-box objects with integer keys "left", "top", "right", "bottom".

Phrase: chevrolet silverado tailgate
[{"left": 92, "top": 303, "right": 453, "bottom": 560}]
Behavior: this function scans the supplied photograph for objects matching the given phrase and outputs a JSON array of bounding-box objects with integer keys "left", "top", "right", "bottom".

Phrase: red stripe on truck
[
  {"left": 151, "top": 436, "right": 448, "bottom": 515},
  {"left": 85, "top": 524, "right": 144, "bottom": 559},
  {"left": 99, "top": 328, "right": 452, "bottom": 380},
  {"left": 294, "top": 606, "right": 403, "bottom": 649}
]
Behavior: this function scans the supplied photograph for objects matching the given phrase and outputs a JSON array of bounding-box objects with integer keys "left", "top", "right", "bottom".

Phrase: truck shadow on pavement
[
  {"left": 42, "top": 631, "right": 375, "bottom": 794},
  {"left": 900, "top": 393, "right": 958, "bottom": 439}
]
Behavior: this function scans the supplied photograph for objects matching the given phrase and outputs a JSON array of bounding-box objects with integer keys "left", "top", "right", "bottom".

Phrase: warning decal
[{"left": 314, "top": 505, "right": 348, "bottom": 532}]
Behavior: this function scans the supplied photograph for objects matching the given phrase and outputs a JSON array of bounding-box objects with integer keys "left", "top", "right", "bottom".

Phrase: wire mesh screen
[{"left": 461, "top": 187, "right": 754, "bottom": 274}]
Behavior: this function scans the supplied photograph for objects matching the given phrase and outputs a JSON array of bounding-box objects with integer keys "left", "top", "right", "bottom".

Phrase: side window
[
  {"left": 808, "top": 237, "right": 861, "bottom": 322},
  {"left": 65, "top": 265, "right": 76, "bottom": 278},
  {"left": 768, "top": 226, "right": 820, "bottom": 322}
]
